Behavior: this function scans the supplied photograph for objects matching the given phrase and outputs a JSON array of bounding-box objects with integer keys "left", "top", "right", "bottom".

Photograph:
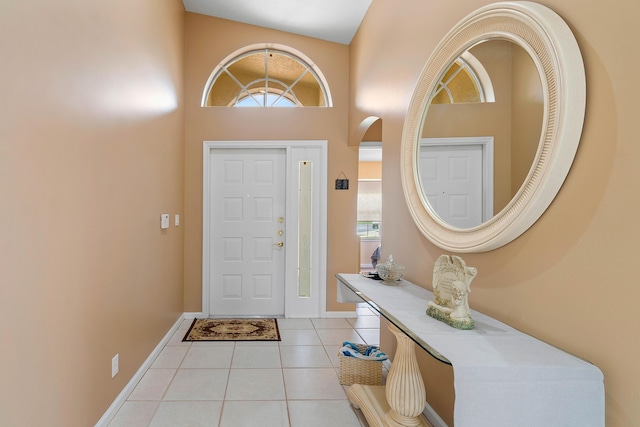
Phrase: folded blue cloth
[{"left": 339, "top": 341, "right": 388, "bottom": 361}]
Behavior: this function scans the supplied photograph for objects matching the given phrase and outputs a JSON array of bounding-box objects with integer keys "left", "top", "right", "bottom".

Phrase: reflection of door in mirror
[
  {"left": 420, "top": 137, "right": 494, "bottom": 228},
  {"left": 420, "top": 39, "right": 543, "bottom": 228}
]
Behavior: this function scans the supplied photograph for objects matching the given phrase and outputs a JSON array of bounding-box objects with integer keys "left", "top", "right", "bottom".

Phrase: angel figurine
[{"left": 426, "top": 255, "right": 476, "bottom": 329}]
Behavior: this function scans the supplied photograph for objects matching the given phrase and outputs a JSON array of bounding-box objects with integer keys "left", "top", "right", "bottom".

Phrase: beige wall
[
  {"left": 183, "top": 13, "right": 358, "bottom": 313},
  {"left": 358, "top": 161, "right": 382, "bottom": 180},
  {"left": 0, "top": 0, "right": 185, "bottom": 425},
  {"left": 350, "top": 0, "right": 640, "bottom": 425}
]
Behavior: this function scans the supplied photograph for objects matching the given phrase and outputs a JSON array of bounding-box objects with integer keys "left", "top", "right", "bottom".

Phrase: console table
[{"left": 336, "top": 273, "right": 604, "bottom": 427}]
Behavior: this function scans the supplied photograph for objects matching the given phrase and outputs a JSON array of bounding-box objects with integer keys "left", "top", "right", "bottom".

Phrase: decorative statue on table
[{"left": 427, "top": 255, "right": 477, "bottom": 329}]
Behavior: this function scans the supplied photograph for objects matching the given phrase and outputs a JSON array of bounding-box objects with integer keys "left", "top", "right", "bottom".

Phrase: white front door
[
  {"left": 208, "top": 148, "right": 286, "bottom": 317},
  {"left": 420, "top": 137, "right": 493, "bottom": 228}
]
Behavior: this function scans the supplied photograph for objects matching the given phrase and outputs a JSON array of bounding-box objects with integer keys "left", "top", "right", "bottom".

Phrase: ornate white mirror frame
[{"left": 401, "top": 1, "right": 585, "bottom": 253}]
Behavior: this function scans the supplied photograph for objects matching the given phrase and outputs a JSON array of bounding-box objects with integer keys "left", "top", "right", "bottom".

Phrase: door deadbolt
[{"left": 278, "top": 217, "right": 285, "bottom": 223}]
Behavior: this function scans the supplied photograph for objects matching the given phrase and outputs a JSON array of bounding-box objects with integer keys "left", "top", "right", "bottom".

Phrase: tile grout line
[{"left": 217, "top": 341, "right": 237, "bottom": 427}]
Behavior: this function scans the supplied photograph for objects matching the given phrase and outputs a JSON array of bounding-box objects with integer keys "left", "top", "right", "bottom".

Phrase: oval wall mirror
[{"left": 401, "top": 1, "right": 585, "bottom": 252}]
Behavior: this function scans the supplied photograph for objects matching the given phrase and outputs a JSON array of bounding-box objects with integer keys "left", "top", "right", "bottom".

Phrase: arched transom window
[
  {"left": 431, "top": 51, "right": 495, "bottom": 105},
  {"left": 203, "top": 47, "right": 332, "bottom": 107}
]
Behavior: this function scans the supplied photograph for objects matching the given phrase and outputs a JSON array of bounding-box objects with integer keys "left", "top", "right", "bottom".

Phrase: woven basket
[{"left": 338, "top": 343, "right": 383, "bottom": 386}]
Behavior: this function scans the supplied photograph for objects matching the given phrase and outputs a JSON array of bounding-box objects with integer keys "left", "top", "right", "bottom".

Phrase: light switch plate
[{"left": 112, "top": 354, "right": 119, "bottom": 378}]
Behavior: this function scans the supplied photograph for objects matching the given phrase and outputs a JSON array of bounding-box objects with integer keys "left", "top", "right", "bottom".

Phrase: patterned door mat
[{"left": 182, "top": 318, "right": 280, "bottom": 341}]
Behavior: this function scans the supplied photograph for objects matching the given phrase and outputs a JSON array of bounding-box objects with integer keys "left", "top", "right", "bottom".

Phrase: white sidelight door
[
  {"left": 203, "top": 141, "right": 328, "bottom": 319},
  {"left": 209, "top": 148, "right": 286, "bottom": 317}
]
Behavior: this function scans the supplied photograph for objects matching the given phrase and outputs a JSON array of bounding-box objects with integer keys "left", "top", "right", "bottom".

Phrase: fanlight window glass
[
  {"left": 204, "top": 49, "right": 329, "bottom": 107},
  {"left": 431, "top": 56, "right": 493, "bottom": 104}
]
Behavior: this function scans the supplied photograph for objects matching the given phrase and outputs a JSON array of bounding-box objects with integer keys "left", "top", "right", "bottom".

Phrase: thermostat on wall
[{"left": 160, "top": 214, "right": 170, "bottom": 229}]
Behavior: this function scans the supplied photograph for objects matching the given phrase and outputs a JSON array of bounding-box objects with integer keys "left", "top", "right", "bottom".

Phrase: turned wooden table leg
[
  {"left": 383, "top": 324, "right": 427, "bottom": 427},
  {"left": 347, "top": 323, "right": 429, "bottom": 427}
]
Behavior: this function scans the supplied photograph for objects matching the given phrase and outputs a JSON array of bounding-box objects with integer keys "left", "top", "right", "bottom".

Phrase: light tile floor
[{"left": 108, "top": 304, "right": 382, "bottom": 427}]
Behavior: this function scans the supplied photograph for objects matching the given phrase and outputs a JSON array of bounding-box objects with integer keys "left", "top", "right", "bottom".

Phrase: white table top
[{"left": 337, "top": 273, "right": 604, "bottom": 427}]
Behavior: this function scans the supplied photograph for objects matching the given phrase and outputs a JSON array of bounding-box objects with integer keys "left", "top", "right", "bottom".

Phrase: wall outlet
[
  {"left": 112, "top": 354, "right": 119, "bottom": 378},
  {"left": 174, "top": 214, "right": 180, "bottom": 226}
]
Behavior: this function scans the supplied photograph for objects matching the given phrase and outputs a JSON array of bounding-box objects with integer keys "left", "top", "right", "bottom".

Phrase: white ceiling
[{"left": 182, "top": 0, "right": 373, "bottom": 45}]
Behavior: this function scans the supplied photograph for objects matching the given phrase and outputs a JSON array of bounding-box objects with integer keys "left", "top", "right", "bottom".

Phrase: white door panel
[
  {"left": 209, "top": 148, "right": 286, "bottom": 316},
  {"left": 420, "top": 138, "right": 493, "bottom": 229}
]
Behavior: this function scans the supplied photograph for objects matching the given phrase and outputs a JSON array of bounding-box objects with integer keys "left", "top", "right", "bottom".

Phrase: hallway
[{"left": 106, "top": 305, "right": 380, "bottom": 426}]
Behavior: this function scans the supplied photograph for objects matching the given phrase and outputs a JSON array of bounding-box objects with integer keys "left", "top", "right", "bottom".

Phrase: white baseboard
[
  {"left": 94, "top": 314, "right": 185, "bottom": 427},
  {"left": 423, "top": 403, "right": 448, "bottom": 427},
  {"left": 183, "top": 312, "right": 203, "bottom": 319}
]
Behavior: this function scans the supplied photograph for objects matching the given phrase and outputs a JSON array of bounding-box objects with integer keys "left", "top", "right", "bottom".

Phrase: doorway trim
[{"left": 202, "top": 140, "right": 328, "bottom": 318}]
